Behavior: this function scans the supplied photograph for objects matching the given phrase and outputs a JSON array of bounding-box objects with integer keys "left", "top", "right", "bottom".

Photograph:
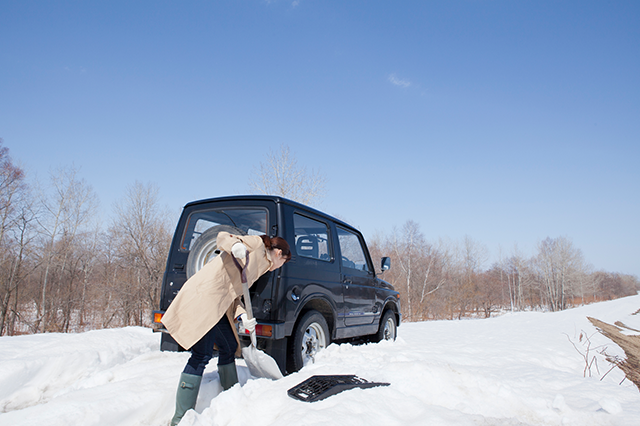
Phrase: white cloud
[
  {"left": 388, "top": 73, "right": 411, "bottom": 88},
  {"left": 263, "top": 0, "right": 300, "bottom": 9}
]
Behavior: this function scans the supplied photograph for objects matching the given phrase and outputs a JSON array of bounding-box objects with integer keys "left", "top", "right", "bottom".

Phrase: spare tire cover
[{"left": 186, "top": 224, "right": 246, "bottom": 278}]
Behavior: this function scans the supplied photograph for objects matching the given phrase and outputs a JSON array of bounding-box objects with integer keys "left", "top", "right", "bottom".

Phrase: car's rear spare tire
[{"left": 186, "top": 225, "right": 245, "bottom": 278}]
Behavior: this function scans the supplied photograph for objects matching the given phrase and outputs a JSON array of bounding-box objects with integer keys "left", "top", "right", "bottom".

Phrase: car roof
[{"left": 183, "top": 194, "right": 359, "bottom": 234}]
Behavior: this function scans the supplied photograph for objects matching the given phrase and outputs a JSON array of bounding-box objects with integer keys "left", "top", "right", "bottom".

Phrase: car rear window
[{"left": 181, "top": 207, "right": 268, "bottom": 250}]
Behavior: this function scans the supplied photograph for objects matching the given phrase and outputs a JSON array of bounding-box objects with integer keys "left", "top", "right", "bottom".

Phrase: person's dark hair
[{"left": 260, "top": 235, "right": 292, "bottom": 262}]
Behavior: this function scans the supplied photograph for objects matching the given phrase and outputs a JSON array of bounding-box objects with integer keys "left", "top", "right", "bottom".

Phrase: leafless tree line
[
  {"left": 370, "top": 220, "right": 640, "bottom": 322},
  {"left": 0, "top": 140, "right": 172, "bottom": 336},
  {"left": 2, "top": 138, "right": 638, "bottom": 335}
]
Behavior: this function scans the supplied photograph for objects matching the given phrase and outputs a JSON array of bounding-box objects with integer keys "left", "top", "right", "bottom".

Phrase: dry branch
[{"left": 588, "top": 316, "right": 640, "bottom": 391}]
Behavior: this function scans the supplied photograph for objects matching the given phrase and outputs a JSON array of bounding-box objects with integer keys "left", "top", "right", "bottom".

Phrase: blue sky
[{"left": 1, "top": 1, "right": 639, "bottom": 276}]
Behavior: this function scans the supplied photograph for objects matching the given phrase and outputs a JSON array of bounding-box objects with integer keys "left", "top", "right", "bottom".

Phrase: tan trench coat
[{"left": 161, "top": 232, "right": 274, "bottom": 353}]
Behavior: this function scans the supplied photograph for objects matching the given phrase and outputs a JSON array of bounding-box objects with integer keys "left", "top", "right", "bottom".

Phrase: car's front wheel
[
  {"left": 373, "top": 310, "right": 397, "bottom": 342},
  {"left": 290, "top": 310, "right": 330, "bottom": 372}
]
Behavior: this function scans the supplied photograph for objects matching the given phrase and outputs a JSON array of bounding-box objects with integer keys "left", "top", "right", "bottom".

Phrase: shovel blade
[{"left": 242, "top": 345, "right": 283, "bottom": 380}]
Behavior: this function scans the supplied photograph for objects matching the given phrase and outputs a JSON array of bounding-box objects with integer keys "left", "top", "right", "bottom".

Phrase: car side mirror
[{"left": 380, "top": 257, "right": 391, "bottom": 272}]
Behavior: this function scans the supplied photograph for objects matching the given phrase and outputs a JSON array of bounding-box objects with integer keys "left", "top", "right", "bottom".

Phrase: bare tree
[
  {"left": 110, "top": 181, "right": 172, "bottom": 325},
  {"left": 4, "top": 205, "right": 37, "bottom": 335},
  {"left": 388, "top": 221, "right": 448, "bottom": 321},
  {"left": 77, "top": 224, "right": 101, "bottom": 328},
  {"left": 477, "top": 266, "right": 506, "bottom": 318},
  {"left": 499, "top": 245, "right": 535, "bottom": 312},
  {"left": 249, "top": 144, "right": 326, "bottom": 206},
  {"left": 452, "top": 236, "right": 488, "bottom": 318},
  {"left": 0, "top": 140, "right": 33, "bottom": 335},
  {"left": 418, "top": 241, "right": 447, "bottom": 306},
  {"left": 34, "top": 166, "right": 98, "bottom": 332},
  {"left": 0, "top": 140, "right": 27, "bottom": 252},
  {"left": 390, "top": 221, "right": 423, "bottom": 321},
  {"left": 94, "top": 229, "right": 121, "bottom": 328},
  {"left": 534, "top": 236, "right": 587, "bottom": 311}
]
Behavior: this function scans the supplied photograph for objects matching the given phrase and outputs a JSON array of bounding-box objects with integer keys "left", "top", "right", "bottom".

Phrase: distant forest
[
  {"left": 1, "top": 140, "right": 638, "bottom": 336},
  {"left": 369, "top": 222, "right": 639, "bottom": 322}
]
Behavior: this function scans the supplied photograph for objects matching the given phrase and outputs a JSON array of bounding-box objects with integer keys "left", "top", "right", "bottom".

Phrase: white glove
[
  {"left": 239, "top": 313, "right": 256, "bottom": 335},
  {"left": 231, "top": 242, "right": 247, "bottom": 259}
]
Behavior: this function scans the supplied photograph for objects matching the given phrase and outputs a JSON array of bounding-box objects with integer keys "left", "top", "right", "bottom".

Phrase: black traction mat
[{"left": 287, "top": 375, "right": 390, "bottom": 402}]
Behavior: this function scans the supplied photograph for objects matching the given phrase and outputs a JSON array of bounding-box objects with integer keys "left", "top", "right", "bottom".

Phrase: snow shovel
[{"left": 232, "top": 254, "right": 283, "bottom": 380}]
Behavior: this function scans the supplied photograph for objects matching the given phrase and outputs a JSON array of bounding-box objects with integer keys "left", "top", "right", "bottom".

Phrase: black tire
[
  {"left": 373, "top": 310, "right": 397, "bottom": 343},
  {"left": 289, "top": 310, "right": 330, "bottom": 372},
  {"left": 160, "top": 333, "right": 185, "bottom": 352},
  {"left": 186, "top": 225, "right": 244, "bottom": 278}
]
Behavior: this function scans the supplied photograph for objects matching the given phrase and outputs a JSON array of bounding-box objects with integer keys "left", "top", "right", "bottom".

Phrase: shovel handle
[
  {"left": 234, "top": 253, "right": 257, "bottom": 346},
  {"left": 233, "top": 252, "right": 253, "bottom": 319},
  {"left": 242, "top": 279, "right": 257, "bottom": 347},
  {"left": 241, "top": 280, "right": 253, "bottom": 321}
]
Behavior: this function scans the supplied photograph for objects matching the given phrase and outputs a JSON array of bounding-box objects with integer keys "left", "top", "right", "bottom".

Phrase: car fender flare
[
  {"left": 288, "top": 292, "right": 338, "bottom": 338},
  {"left": 382, "top": 296, "right": 402, "bottom": 325}
]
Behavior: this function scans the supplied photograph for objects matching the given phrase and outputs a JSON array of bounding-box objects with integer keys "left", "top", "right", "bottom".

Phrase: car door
[
  {"left": 337, "top": 226, "right": 378, "bottom": 327},
  {"left": 282, "top": 212, "right": 343, "bottom": 322}
]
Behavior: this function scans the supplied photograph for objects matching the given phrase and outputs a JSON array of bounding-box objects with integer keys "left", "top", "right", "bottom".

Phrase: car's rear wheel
[
  {"left": 186, "top": 225, "right": 244, "bottom": 278},
  {"left": 290, "top": 310, "right": 330, "bottom": 372}
]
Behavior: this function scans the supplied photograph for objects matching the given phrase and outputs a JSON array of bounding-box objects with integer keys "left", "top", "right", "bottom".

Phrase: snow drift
[{"left": 1, "top": 295, "right": 639, "bottom": 426}]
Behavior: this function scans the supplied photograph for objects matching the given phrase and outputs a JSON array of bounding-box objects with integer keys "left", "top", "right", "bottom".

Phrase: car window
[
  {"left": 293, "top": 214, "right": 331, "bottom": 261},
  {"left": 181, "top": 208, "right": 268, "bottom": 250},
  {"left": 337, "top": 227, "right": 371, "bottom": 272}
]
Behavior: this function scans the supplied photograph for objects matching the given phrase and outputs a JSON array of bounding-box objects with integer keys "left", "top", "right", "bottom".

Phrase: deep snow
[{"left": 1, "top": 296, "right": 640, "bottom": 426}]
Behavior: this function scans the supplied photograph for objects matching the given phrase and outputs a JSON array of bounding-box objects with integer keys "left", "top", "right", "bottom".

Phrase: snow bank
[{"left": 1, "top": 296, "right": 639, "bottom": 426}]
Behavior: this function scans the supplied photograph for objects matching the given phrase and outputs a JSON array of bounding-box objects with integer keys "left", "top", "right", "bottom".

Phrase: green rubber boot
[
  {"left": 218, "top": 362, "right": 238, "bottom": 391},
  {"left": 170, "top": 372, "right": 202, "bottom": 426}
]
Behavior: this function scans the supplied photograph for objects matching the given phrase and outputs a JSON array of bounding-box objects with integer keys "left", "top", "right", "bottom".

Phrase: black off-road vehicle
[{"left": 153, "top": 195, "right": 400, "bottom": 375}]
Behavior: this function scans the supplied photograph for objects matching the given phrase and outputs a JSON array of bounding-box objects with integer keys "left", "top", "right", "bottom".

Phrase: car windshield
[{"left": 181, "top": 207, "right": 268, "bottom": 250}]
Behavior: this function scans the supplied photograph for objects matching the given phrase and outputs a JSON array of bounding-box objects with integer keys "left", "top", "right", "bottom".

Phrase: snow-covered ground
[{"left": 1, "top": 296, "right": 640, "bottom": 426}]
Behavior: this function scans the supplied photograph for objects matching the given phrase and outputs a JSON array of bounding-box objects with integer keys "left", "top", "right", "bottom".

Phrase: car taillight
[
  {"left": 256, "top": 324, "right": 273, "bottom": 337},
  {"left": 240, "top": 324, "right": 273, "bottom": 337},
  {"left": 153, "top": 312, "right": 164, "bottom": 324}
]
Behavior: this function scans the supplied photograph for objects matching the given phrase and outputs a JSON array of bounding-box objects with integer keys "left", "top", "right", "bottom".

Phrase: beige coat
[{"left": 161, "top": 232, "right": 274, "bottom": 353}]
